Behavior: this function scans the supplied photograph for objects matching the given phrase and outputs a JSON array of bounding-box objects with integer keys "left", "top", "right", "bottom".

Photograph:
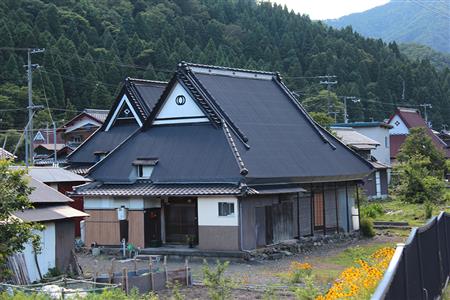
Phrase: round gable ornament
[{"left": 175, "top": 95, "right": 186, "bottom": 105}]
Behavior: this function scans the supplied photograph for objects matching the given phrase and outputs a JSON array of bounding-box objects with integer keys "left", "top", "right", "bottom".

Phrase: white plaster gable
[
  {"left": 105, "top": 94, "right": 142, "bottom": 131},
  {"left": 65, "top": 118, "right": 101, "bottom": 133},
  {"left": 153, "top": 82, "right": 208, "bottom": 125},
  {"left": 389, "top": 115, "right": 409, "bottom": 135}
]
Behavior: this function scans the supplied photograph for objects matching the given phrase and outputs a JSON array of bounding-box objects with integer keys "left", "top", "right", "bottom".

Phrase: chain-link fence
[{"left": 372, "top": 211, "right": 450, "bottom": 300}]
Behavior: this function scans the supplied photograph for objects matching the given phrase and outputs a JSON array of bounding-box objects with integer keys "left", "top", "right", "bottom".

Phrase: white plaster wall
[
  {"left": 154, "top": 83, "right": 209, "bottom": 125},
  {"left": 353, "top": 127, "right": 391, "bottom": 166},
  {"left": 22, "top": 222, "right": 56, "bottom": 282},
  {"left": 197, "top": 196, "right": 238, "bottom": 226},
  {"left": 389, "top": 115, "right": 409, "bottom": 135},
  {"left": 84, "top": 197, "right": 145, "bottom": 210}
]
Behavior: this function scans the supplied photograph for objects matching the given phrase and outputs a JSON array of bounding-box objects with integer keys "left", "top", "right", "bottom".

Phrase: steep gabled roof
[
  {"left": 67, "top": 78, "right": 166, "bottom": 165},
  {"left": 388, "top": 107, "right": 450, "bottom": 158},
  {"left": 86, "top": 62, "right": 373, "bottom": 185}
]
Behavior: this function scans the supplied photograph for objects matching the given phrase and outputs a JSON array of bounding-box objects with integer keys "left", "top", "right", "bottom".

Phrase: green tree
[
  {"left": 301, "top": 90, "right": 344, "bottom": 122},
  {"left": 394, "top": 155, "right": 446, "bottom": 204},
  {"left": 309, "top": 112, "right": 334, "bottom": 130},
  {"left": 0, "top": 160, "right": 42, "bottom": 277},
  {"left": 397, "top": 127, "right": 447, "bottom": 178}
]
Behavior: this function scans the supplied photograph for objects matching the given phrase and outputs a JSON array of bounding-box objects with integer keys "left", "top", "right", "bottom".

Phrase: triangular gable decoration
[
  {"left": 153, "top": 82, "right": 208, "bottom": 125},
  {"left": 33, "top": 131, "right": 45, "bottom": 142},
  {"left": 105, "top": 95, "right": 143, "bottom": 131}
]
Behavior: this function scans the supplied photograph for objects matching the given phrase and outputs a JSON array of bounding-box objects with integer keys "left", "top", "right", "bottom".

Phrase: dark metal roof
[
  {"left": 86, "top": 62, "right": 373, "bottom": 186},
  {"left": 68, "top": 123, "right": 139, "bottom": 164},
  {"left": 89, "top": 123, "right": 243, "bottom": 183},
  {"left": 190, "top": 67, "right": 373, "bottom": 182},
  {"left": 74, "top": 181, "right": 250, "bottom": 196}
]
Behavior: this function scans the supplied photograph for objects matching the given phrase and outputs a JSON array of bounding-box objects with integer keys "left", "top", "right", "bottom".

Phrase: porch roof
[{"left": 73, "top": 181, "right": 257, "bottom": 197}]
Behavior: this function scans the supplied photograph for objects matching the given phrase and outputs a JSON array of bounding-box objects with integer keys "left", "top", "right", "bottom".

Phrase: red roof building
[{"left": 387, "top": 107, "right": 450, "bottom": 160}]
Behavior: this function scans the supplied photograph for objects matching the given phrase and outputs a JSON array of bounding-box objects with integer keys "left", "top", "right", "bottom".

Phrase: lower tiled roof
[{"left": 74, "top": 182, "right": 253, "bottom": 196}]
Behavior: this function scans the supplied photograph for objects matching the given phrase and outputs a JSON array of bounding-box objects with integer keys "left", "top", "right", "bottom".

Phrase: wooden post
[
  {"left": 334, "top": 183, "right": 339, "bottom": 234},
  {"left": 163, "top": 256, "right": 168, "bottom": 285},
  {"left": 185, "top": 258, "right": 189, "bottom": 286},
  {"left": 297, "top": 192, "right": 300, "bottom": 238},
  {"left": 122, "top": 268, "right": 127, "bottom": 294},
  {"left": 133, "top": 257, "right": 137, "bottom": 273},
  {"left": 356, "top": 185, "right": 361, "bottom": 234},
  {"left": 322, "top": 183, "right": 326, "bottom": 236},
  {"left": 345, "top": 182, "right": 350, "bottom": 232},
  {"left": 310, "top": 184, "right": 314, "bottom": 236},
  {"left": 149, "top": 260, "right": 154, "bottom": 290}
]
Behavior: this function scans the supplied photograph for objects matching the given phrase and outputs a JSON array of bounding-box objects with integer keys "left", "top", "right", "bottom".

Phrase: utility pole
[
  {"left": 419, "top": 103, "right": 432, "bottom": 126},
  {"left": 319, "top": 75, "right": 337, "bottom": 115},
  {"left": 24, "top": 48, "right": 45, "bottom": 167},
  {"left": 53, "top": 121, "right": 57, "bottom": 165},
  {"left": 340, "top": 96, "right": 360, "bottom": 124}
]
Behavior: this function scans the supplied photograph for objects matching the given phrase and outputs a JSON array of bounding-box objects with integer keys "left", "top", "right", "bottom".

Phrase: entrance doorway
[
  {"left": 164, "top": 198, "right": 198, "bottom": 244},
  {"left": 144, "top": 208, "right": 161, "bottom": 247},
  {"left": 313, "top": 192, "right": 324, "bottom": 231}
]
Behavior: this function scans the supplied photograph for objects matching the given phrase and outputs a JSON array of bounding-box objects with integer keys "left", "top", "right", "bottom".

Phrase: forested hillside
[
  {"left": 399, "top": 44, "right": 450, "bottom": 71},
  {"left": 326, "top": 0, "right": 450, "bottom": 54},
  {"left": 0, "top": 0, "right": 449, "bottom": 141}
]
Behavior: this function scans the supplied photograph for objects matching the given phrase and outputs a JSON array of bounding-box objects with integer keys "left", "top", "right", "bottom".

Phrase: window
[
  {"left": 71, "top": 136, "right": 82, "bottom": 143},
  {"left": 385, "top": 136, "right": 389, "bottom": 148},
  {"left": 218, "top": 202, "right": 235, "bottom": 217},
  {"left": 137, "top": 165, "right": 153, "bottom": 178}
]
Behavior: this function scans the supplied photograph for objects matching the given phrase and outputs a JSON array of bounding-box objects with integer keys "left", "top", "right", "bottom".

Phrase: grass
[{"left": 368, "top": 198, "right": 450, "bottom": 227}]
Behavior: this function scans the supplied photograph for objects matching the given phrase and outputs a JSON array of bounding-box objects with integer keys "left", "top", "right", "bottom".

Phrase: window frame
[{"left": 218, "top": 202, "right": 235, "bottom": 217}]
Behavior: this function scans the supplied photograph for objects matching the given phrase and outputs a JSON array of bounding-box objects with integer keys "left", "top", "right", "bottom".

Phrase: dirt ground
[{"left": 77, "top": 233, "right": 403, "bottom": 290}]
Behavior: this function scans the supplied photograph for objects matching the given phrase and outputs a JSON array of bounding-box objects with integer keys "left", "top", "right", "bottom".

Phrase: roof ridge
[
  {"left": 126, "top": 77, "right": 168, "bottom": 85},
  {"left": 222, "top": 121, "right": 248, "bottom": 176},
  {"left": 181, "top": 61, "right": 277, "bottom": 76},
  {"left": 125, "top": 80, "right": 149, "bottom": 119}
]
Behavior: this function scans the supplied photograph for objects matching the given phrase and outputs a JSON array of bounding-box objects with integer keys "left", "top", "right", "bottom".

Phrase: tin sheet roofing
[
  {"left": 27, "top": 166, "right": 89, "bottom": 183},
  {"left": 13, "top": 205, "right": 88, "bottom": 222}
]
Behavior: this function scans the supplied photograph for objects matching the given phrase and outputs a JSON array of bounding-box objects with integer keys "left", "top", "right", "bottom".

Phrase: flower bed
[{"left": 316, "top": 247, "right": 395, "bottom": 300}]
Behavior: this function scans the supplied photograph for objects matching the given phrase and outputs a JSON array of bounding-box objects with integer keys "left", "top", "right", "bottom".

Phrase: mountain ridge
[{"left": 326, "top": 0, "right": 450, "bottom": 53}]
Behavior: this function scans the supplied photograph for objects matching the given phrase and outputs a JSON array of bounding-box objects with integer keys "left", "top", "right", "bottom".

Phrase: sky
[{"left": 269, "top": 0, "right": 390, "bottom": 20}]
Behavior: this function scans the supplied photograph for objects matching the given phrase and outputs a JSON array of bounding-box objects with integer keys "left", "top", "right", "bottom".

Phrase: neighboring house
[
  {"left": 61, "top": 109, "right": 108, "bottom": 148},
  {"left": 33, "top": 109, "right": 108, "bottom": 166},
  {"left": 74, "top": 62, "right": 374, "bottom": 251},
  {"left": 332, "top": 122, "right": 392, "bottom": 167},
  {"left": 26, "top": 167, "right": 90, "bottom": 236},
  {"left": 332, "top": 127, "right": 389, "bottom": 199},
  {"left": 66, "top": 78, "right": 167, "bottom": 175},
  {"left": 0, "top": 147, "right": 16, "bottom": 160},
  {"left": 388, "top": 107, "right": 450, "bottom": 162},
  {"left": 11, "top": 176, "right": 88, "bottom": 282}
]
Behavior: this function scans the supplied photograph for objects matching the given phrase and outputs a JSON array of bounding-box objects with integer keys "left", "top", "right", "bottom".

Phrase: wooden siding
[
  {"left": 128, "top": 210, "right": 144, "bottom": 248},
  {"left": 55, "top": 221, "right": 75, "bottom": 272},
  {"left": 85, "top": 210, "right": 120, "bottom": 246}
]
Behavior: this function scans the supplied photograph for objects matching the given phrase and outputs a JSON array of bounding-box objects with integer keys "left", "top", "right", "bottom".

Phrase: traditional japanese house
[{"left": 74, "top": 63, "right": 374, "bottom": 251}]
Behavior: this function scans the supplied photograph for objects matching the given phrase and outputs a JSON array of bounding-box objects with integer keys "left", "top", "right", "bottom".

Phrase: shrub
[
  {"left": 202, "top": 260, "right": 234, "bottom": 300},
  {"left": 360, "top": 218, "right": 375, "bottom": 237},
  {"left": 292, "top": 274, "right": 321, "bottom": 300},
  {"left": 286, "top": 262, "right": 312, "bottom": 284},
  {"left": 360, "top": 203, "right": 384, "bottom": 219}
]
